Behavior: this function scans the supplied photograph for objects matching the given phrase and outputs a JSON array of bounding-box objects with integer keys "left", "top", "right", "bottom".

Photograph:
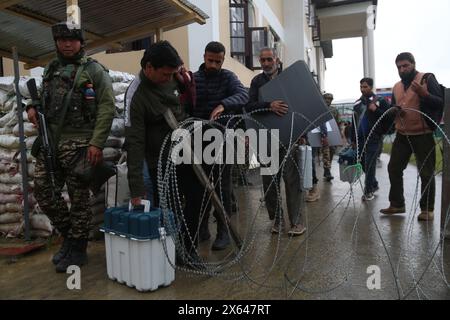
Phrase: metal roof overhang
[
  {"left": 313, "top": 0, "right": 377, "bottom": 41},
  {"left": 0, "top": 0, "right": 208, "bottom": 69}
]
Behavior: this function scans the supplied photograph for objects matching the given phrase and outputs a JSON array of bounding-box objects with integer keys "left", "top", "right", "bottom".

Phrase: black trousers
[
  {"left": 387, "top": 133, "right": 436, "bottom": 211},
  {"left": 150, "top": 164, "right": 204, "bottom": 252}
]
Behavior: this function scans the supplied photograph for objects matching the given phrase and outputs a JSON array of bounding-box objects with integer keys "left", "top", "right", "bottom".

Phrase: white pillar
[
  {"left": 362, "top": 36, "right": 369, "bottom": 77},
  {"left": 187, "top": 0, "right": 219, "bottom": 72},
  {"left": 283, "top": 0, "right": 305, "bottom": 67},
  {"left": 367, "top": 26, "right": 376, "bottom": 88}
]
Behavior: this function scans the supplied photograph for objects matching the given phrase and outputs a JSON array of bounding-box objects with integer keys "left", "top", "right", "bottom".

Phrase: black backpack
[{"left": 420, "top": 73, "right": 445, "bottom": 131}]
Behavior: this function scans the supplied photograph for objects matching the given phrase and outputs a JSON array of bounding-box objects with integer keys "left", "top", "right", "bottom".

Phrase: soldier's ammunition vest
[{"left": 42, "top": 60, "right": 97, "bottom": 129}]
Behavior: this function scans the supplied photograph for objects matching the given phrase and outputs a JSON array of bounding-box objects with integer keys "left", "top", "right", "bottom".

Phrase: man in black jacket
[
  {"left": 245, "top": 47, "right": 306, "bottom": 236},
  {"left": 194, "top": 41, "right": 248, "bottom": 250},
  {"left": 352, "top": 77, "right": 389, "bottom": 201}
]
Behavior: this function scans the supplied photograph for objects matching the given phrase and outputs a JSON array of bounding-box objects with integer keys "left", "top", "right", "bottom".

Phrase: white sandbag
[
  {"left": 0, "top": 202, "right": 22, "bottom": 213},
  {"left": 0, "top": 135, "right": 20, "bottom": 149},
  {"left": 6, "top": 203, "right": 22, "bottom": 212},
  {"left": 0, "top": 222, "right": 22, "bottom": 236},
  {"left": 15, "top": 150, "right": 34, "bottom": 163},
  {"left": 115, "top": 93, "right": 124, "bottom": 103},
  {"left": 22, "top": 110, "right": 29, "bottom": 122},
  {"left": 9, "top": 162, "right": 34, "bottom": 178},
  {"left": 13, "top": 122, "right": 37, "bottom": 137},
  {"left": 106, "top": 162, "right": 130, "bottom": 208},
  {"left": 27, "top": 163, "right": 35, "bottom": 178},
  {"left": 109, "top": 70, "right": 134, "bottom": 83},
  {"left": 113, "top": 83, "right": 129, "bottom": 96},
  {"left": 0, "top": 183, "right": 22, "bottom": 194},
  {"left": 0, "top": 173, "right": 23, "bottom": 184},
  {"left": 16, "top": 77, "right": 42, "bottom": 99},
  {"left": 0, "top": 127, "right": 13, "bottom": 135},
  {"left": 0, "top": 96, "right": 16, "bottom": 113},
  {"left": 30, "top": 214, "right": 53, "bottom": 233},
  {"left": 0, "top": 89, "right": 10, "bottom": 106},
  {"left": 0, "top": 161, "right": 8, "bottom": 173},
  {"left": 0, "top": 77, "right": 14, "bottom": 91},
  {"left": 0, "top": 193, "right": 19, "bottom": 204},
  {"left": 25, "top": 136, "right": 37, "bottom": 149},
  {"left": 102, "top": 147, "right": 120, "bottom": 161},
  {"left": 30, "top": 229, "right": 52, "bottom": 238},
  {"left": 110, "top": 118, "right": 125, "bottom": 137},
  {"left": 104, "top": 136, "right": 124, "bottom": 148},
  {"left": 115, "top": 101, "right": 124, "bottom": 113},
  {"left": 0, "top": 105, "right": 17, "bottom": 127},
  {"left": 0, "top": 148, "right": 18, "bottom": 162},
  {"left": 0, "top": 212, "right": 22, "bottom": 224}
]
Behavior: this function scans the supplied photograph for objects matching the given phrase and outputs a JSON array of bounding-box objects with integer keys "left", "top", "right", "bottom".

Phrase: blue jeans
[{"left": 358, "top": 136, "right": 381, "bottom": 194}]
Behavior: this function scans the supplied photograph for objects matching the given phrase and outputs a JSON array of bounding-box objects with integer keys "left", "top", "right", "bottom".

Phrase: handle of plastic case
[{"left": 128, "top": 199, "right": 151, "bottom": 213}]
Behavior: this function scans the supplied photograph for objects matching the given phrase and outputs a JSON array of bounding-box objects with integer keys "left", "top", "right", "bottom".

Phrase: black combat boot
[
  {"left": 324, "top": 168, "right": 334, "bottom": 182},
  {"left": 55, "top": 238, "right": 88, "bottom": 273},
  {"left": 211, "top": 221, "right": 230, "bottom": 251},
  {"left": 52, "top": 236, "right": 72, "bottom": 265}
]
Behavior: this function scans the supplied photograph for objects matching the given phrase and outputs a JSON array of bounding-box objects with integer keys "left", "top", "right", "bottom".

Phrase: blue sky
[{"left": 324, "top": 0, "right": 450, "bottom": 102}]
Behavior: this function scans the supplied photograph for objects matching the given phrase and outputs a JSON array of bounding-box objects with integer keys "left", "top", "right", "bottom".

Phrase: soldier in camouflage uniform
[
  {"left": 322, "top": 93, "right": 340, "bottom": 182},
  {"left": 26, "top": 22, "right": 115, "bottom": 273}
]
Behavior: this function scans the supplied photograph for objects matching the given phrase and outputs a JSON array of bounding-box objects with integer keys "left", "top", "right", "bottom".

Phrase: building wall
[
  {"left": 1, "top": 58, "right": 30, "bottom": 77},
  {"left": 91, "top": 26, "right": 190, "bottom": 75},
  {"left": 265, "top": 0, "right": 284, "bottom": 26}
]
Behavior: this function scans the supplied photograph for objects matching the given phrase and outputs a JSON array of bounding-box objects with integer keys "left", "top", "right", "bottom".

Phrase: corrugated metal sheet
[
  {"left": 0, "top": 10, "right": 54, "bottom": 59},
  {"left": 0, "top": 0, "right": 208, "bottom": 64}
]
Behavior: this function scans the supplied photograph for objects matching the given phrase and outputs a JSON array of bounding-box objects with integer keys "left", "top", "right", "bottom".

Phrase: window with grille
[
  {"left": 229, "top": 0, "right": 278, "bottom": 70},
  {"left": 106, "top": 37, "right": 154, "bottom": 54}
]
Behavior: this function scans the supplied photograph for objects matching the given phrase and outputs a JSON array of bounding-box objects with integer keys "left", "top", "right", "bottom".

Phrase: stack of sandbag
[
  {"left": 102, "top": 70, "right": 132, "bottom": 163},
  {"left": 0, "top": 75, "right": 44, "bottom": 238},
  {"left": 0, "top": 70, "right": 135, "bottom": 239}
]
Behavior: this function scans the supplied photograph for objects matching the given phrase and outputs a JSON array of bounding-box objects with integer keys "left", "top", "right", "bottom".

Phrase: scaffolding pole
[{"left": 12, "top": 47, "right": 31, "bottom": 241}]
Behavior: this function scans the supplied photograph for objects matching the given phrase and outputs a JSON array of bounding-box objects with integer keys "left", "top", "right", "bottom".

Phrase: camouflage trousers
[
  {"left": 321, "top": 146, "right": 336, "bottom": 169},
  {"left": 34, "top": 138, "right": 92, "bottom": 239}
]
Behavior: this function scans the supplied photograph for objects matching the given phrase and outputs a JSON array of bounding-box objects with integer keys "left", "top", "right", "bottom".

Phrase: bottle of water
[{"left": 84, "top": 83, "right": 95, "bottom": 100}]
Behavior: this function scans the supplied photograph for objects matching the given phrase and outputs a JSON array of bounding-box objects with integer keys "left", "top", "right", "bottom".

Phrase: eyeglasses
[{"left": 260, "top": 57, "right": 274, "bottom": 62}]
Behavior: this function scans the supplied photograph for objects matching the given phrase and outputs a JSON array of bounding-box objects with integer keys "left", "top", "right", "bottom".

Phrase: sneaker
[
  {"left": 380, "top": 206, "right": 406, "bottom": 215},
  {"left": 288, "top": 225, "right": 306, "bottom": 237},
  {"left": 306, "top": 185, "right": 320, "bottom": 202},
  {"left": 418, "top": 211, "right": 434, "bottom": 221},
  {"left": 362, "top": 192, "right": 375, "bottom": 201},
  {"left": 271, "top": 222, "right": 284, "bottom": 234}
]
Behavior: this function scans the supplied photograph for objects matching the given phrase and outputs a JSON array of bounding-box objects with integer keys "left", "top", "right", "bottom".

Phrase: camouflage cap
[{"left": 52, "top": 22, "right": 84, "bottom": 42}]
